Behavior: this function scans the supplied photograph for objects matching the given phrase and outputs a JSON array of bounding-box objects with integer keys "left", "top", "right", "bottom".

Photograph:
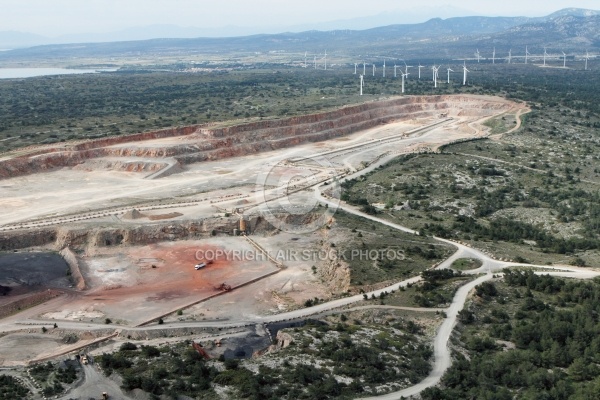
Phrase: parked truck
[{"left": 194, "top": 259, "right": 213, "bottom": 270}]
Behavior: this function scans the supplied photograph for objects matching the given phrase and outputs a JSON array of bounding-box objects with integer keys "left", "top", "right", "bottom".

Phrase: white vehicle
[{"left": 194, "top": 263, "right": 206, "bottom": 270}]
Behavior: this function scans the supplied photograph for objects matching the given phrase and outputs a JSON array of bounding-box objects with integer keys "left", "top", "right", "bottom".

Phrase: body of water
[{"left": 0, "top": 67, "right": 117, "bottom": 79}]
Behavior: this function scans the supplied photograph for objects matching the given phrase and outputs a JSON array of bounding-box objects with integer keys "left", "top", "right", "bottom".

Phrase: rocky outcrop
[
  {"left": 0, "top": 95, "right": 514, "bottom": 179},
  {"left": 253, "top": 330, "right": 295, "bottom": 357},
  {"left": 55, "top": 228, "right": 90, "bottom": 249},
  {"left": 275, "top": 331, "right": 294, "bottom": 348},
  {"left": 318, "top": 250, "right": 351, "bottom": 294}
]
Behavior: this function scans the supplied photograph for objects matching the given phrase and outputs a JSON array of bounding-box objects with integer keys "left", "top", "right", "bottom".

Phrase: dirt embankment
[
  {"left": 0, "top": 95, "right": 513, "bottom": 179},
  {"left": 0, "top": 229, "right": 57, "bottom": 250},
  {"left": 0, "top": 289, "right": 62, "bottom": 319},
  {"left": 59, "top": 247, "right": 86, "bottom": 290}
]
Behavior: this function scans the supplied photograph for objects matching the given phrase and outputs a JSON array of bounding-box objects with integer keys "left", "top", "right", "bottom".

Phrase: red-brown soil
[{"left": 68, "top": 239, "right": 277, "bottom": 324}]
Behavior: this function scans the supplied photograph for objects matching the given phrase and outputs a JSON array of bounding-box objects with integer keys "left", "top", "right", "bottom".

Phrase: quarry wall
[
  {"left": 0, "top": 95, "right": 512, "bottom": 179},
  {"left": 0, "top": 214, "right": 274, "bottom": 251}
]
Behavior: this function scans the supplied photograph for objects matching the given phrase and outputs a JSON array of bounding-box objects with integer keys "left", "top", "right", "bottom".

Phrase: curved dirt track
[{"left": 311, "top": 140, "right": 600, "bottom": 399}]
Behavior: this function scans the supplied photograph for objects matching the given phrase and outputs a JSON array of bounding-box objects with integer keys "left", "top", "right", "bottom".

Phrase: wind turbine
[
  {"left": 394, "top": 64, "right": 398, "bottom": 78},
  {"left": 401, "top": 72, "right": 409, "bottom": 93},
  {"left": 475, "top": 49, "right": 481, "bottom": 63},
  {"left": 585, "top": 51, "right": 590, "bottom": 70},
  {"left": 418, "top": 64, "right": 424, "bottom": 79},
  {"left": 373, "top": 64, "right": 376, "bottom": 77},
  {"left": 354, "top": 63, "right": 358, "bottom": 74},
  {"left": 447, "top": 67, "right": 453, "bottom": 84},
  {"left": 525, "top": 46, "right": 530, "bottom": 64},
  {"left": 462, "top": 62, "right": 470, "bottom": 86},
  {"left": 383, "top": 59, "right": 386, "bottom": 78},
  {"left": 359, "top": 74, "right": 364, "bottom": 96},
  {"left": 404, "top": 63, "right": 413, "bottom": 79},
  {"left": 323, "top": 50, "right": 327, "bottom": 70},
  {"left": 508, "top": 49, "right": 512, "bottom": 64},
  {"left": 543, "top": 47, "right": 548, "bottom": 67},
  {"left": 562, "top": 51, "right": 567, "bottom": 68},
  {"left": 363, "top": 61, "right": 366, "bottom": 75},
  {"left": 492, "top": 47, "right": 496, "bottom": 64},
  {"left": 432, "top": 65, "right": 440, "bottom": 88}
]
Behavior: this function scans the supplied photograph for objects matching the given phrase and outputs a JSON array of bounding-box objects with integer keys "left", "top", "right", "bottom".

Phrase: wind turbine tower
[
  {"left": 462, "top": 62, "right": 470, "bottom": 86},
  {"left": 447, "top": 67, "right": 453, "bottom": 84},
  {"left": 373, "top": 64, "right": 376, "bottom": 77},
  {"left": 492, "top": 47, "right": 496, "bottom": 64},
  {"left": 324, "top": 50, "right": 327, "bottom": 70},
  {"left": 418, "top": 64, "right": 424, "bottom": 79},
  {"left": 363, "top": 61, "right": 366, "bottom": 75},
  {"left": 562, "top": 51, "right": 567, "bottom": 68},
  {"left": 401, "top": 72, "right": 409, "bottom": 93},
  {"left": 525, "top": 46, "right": 530, "bottom": 64},
  {"left": 432, "top": 66, "right": 440, "bottom": 88},
  {"left": 508, "top": 49, "right": 512, "bottom": 64},
  {"left": 476, "top": 49, "right": 480, "bottom": 63},
  {"left": 543, "top": 47, "right": 548, "bottom": 67},
  {"left": 585, "top": 51, "right": 590, "bottom": 70},
  {"left": 383, "top": 59, "right": 386, "bottom": 78},
  {"left": 394, "top": 64, "right": 398, "bottom": 78},
  {"left": 354, "top": 63, "right": 358, "bottom": 74},
  {"left": 359, "top": 74, "right": 364, "bottom": 96},
  {"left": 304, "top": 52, "right": 307, "bottom": 68},
  {"left": 314, "top": 55, "right": 317, "bottom": 69}
]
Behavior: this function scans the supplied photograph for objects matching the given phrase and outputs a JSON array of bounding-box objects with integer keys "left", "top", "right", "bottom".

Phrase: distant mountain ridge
[
  {"left": 0, "top": 31, "right": 46, "bottom": 49},
  {"left": 0, "top": 8, "right": 598, "bottom": 61},
  {"left": 0, "top": 5, "right": 475, "bottom": 48},
  {"left": 489, "top": 15, "right": 600, "bottom": 49},
  {"left": 545, "top": 8, "right": 600, "bottom": 19}
]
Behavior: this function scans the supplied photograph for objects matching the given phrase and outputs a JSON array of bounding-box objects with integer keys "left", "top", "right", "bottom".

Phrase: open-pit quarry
[{"left": 0, "top": 94, "right": 522, "bottom": 369}]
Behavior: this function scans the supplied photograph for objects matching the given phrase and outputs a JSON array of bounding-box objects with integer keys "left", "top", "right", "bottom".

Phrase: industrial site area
[
  {"left": 3, "top": 92, "right": 599, "bottom": 399},
  {"left": 0, "top": 95, "right": 525, "bottom": 392},
  {"left": 3, "top": 1, "right": 600, "bottom": 397}
]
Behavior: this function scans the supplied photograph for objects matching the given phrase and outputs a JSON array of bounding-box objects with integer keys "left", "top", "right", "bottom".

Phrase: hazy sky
[{"left": 3, "top": 0, "right": 600, "bottom": 36}]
